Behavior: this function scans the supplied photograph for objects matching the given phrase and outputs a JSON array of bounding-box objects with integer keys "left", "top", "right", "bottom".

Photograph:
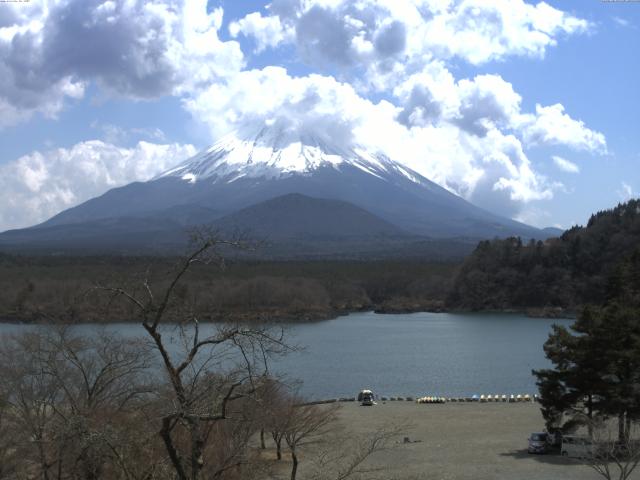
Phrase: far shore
[{"left": 0, "top": 305, "right": 577, "bottom": 325}]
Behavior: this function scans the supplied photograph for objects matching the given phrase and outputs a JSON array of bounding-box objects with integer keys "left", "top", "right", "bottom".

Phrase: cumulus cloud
[
  {"left": 229, "top": 12, "right": 294, "bottom": 53},
  {"left": 183, "top": 65, "right": 567, "bottom": 216},
  {"left": 552, "top": 155, "right": 580, "bottom": 174},
  {"left": 519, "top": 104, "right": 607, "bottom": 153},
  {"left": 454, "top": 74, "right": 523, "bottom": 136},
  {"left": 427, "top": 0, "right": 589, "bottom": 64},
  {"left": 0, "top": 140, "right": 196, "bottom": 231},
  {"left": 0, "top": 0, "right": 243, "bottom": 127},
  {"left": 0, "top": 0, "right": 607, "bottom": 224},
  {"left": 230, "top": 0, "right": 589, "bottom": 89},
  {"left": 183, "top": 67, "right": 376, "bottom": 151}
]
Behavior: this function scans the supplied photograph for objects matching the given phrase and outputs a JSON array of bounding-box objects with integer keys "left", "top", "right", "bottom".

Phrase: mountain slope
[
  {"left": 0, "top": 123, "right": 552, "bottom": 256},
  {"left": 0, "top": 217, "right": 188, "bottom": 253},
  {"left": 35, "top": 123, "right": 544, "bottom": 240},
  {"left": 215, "top": 193, "right": 407, "bottom": 239},
  {"left": 0, "top": 194, "right": 477, "bottom": 259}
]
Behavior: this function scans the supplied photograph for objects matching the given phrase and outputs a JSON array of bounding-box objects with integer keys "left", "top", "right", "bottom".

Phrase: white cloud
[
  {"left": 0, "top": 0, "right": 243, "bottom": 128},
  {"left": 0, "top": 0, "right": 607, "bottom": 225},
  {"left": 422, "top": 0, "right": 589, "bottom": 65},
  {"left": 514, "top": 206, "right": 552, "bottom": 229},
  {"left": 183, "top": 66, "right": 562, "bottom": 217},
  {"left": 390, "top": 68, "right": 606, "bottom": 164},
  {"left": 0, "top": 140, "right": 196, "bottom": 231},
  {"left": 454, "top": 74, "right": 523, "bottom": 135},
  {"left": 229, "top": 12, "right": 294, "bottom": 53},
  {"left": 231, "top": 0, "right": 589, "bottom": 90},
  {"left": 618, "top": 182, "right": 635, "bottom": 201},
  {"left": 89, "top": 121, "right": 168, "bottom": 144},
  {"left": 613, "top": 16, "right": 632, "bottom": 28},
  {"left": 518, "top": 104, "right": 607, "bottom": 153},
  {"left": 552, "top": 155, "right": 580, "bottom": 173}
]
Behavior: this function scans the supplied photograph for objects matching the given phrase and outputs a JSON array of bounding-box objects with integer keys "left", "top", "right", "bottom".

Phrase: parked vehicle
[
  {"left": 358, "top": 389, "right": 375, "bottom": 406},
  {"left": 528, "top": 432, "right": 549, "bottom": 454},
  {"left": 561, "top": 435, "right": 594, "bottom": 458}
]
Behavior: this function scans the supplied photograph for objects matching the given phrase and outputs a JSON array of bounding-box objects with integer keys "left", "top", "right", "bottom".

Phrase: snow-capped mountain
[
  {"left": 158, "top": 123, "right": 426, "bottom": 187},
  {"left": 0, "top": 123, "right": 551, "bottom": 256}
]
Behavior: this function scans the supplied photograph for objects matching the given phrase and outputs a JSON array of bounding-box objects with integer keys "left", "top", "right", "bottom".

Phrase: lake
[{"left": 0, "top": 311, "right": 572, "bottom": 399}]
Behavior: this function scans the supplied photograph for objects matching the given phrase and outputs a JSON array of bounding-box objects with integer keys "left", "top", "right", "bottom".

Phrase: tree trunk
[
  {"left": 161, "top": 417, "right": 187, "bottom": 480},
  {"left": 260, "top": 429, "right": 266, "bottom": 449},
  {"left": 36, "top": 436, "right": 51, "bottom": 480},
  {"left": 272, "top": 432, "right": 282, "bottom": 460},
  {"left": 290, "top": 448, "right": 298, "bottom": 480},
  {"left": 190, "top": 420, "right": 205, "bottom": 480},
  {"left": 587, "top": 394, "right": 594, "bottom": 437},
  {"left": 619, "top": 412, "right": 626, "bottom": 443}
]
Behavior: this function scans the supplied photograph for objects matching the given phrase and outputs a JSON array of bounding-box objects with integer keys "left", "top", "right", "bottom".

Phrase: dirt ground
[{"left": 279, "top": 401, "right": 638, "bottom": 480}]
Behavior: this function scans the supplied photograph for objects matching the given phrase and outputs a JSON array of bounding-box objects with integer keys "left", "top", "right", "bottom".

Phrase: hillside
[
  {"left": 215, "top": 193, "right": 407, "bottom": 239},
  {"left": 448, "top": 199, "right": 640, "bottom": 312}
]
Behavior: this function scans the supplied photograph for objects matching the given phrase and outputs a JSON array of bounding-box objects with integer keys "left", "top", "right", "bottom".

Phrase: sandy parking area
[{"left": 300, "top": 401, "right": 629, "bottom": 480}]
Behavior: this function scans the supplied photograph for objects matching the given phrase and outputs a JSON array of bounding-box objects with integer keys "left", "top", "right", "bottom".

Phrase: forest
[
  {"left": 0, "top": 253, "right": 455, "bottom": 324},
  {"left": 448, "top": 199, "right": 640, "bottom": 314}
]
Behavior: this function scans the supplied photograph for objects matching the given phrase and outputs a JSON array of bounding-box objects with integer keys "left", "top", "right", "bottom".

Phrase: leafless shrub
[{"left": 585, "top": 418, "right": 640, "bottom": 480}]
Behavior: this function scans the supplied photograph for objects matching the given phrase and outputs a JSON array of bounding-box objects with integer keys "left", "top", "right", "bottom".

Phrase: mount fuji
[{"left": 0, "top": 123, "right": 557, "bottom": 257}]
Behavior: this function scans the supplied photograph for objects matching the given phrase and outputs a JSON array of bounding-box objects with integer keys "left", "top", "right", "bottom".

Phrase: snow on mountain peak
[{"left": 159, "top": 122, "right": 423, "bottom": 185}]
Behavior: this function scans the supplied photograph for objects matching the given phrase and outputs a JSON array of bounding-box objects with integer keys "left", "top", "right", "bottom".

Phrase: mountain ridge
[{"left": 0, "top": 123, "right": 557, "bottom": 256}]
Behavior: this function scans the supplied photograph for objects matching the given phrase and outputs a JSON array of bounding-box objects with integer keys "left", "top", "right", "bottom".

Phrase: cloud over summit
[{"left": 0, "top": 0, "right": 607, "bottom": 229}]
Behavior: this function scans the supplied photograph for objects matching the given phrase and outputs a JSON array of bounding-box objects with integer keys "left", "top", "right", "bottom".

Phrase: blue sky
[{"left": 0, "top": 0, "right": 638, "bottom": 231}]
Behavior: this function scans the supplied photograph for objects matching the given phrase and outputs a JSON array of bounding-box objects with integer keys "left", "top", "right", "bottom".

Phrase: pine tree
[{"left": 534, "top": 252, "right": 640, "bottom": 441}]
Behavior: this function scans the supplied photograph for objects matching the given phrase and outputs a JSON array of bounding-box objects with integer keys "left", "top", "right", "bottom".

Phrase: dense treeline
[
  {"left": 0, "top": 255, "right": 456, "bottom": 323},
  {"left": 448, "top": 199, "right": 640, "bottom": 312}
]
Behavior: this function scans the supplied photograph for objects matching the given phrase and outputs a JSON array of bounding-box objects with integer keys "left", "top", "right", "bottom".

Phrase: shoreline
[{"left": 0, "top": 305, "right": 577, "bottom": 325}]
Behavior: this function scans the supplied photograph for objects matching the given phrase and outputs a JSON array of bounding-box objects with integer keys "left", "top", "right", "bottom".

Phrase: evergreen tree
[{"left": 534, "top": 251, "right": 640, "bottom": 441}]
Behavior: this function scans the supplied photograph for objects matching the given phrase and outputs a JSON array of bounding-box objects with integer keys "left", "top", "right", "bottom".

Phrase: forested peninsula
[{"left": 448, "top": 199, "right": 640, "bottom": 314}]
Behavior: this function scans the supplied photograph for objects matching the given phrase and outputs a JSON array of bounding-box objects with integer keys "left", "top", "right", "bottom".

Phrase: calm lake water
[{"left": 0, "top": 311, "right": 572, "bottom": 399}]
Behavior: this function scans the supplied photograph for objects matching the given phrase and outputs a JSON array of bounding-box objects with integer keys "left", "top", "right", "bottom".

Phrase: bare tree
[
  {"left": 0, "top": 330, "right": 67, "bottom": 480},
  {"left": 585, "top": 418, "right": 640, "bottom": 480},
  {"left": 308, "top": 425, "right": 405, "bottom": 480},
  {"left": 0, "top": 387, "right": 18, "bottom": 480},
  {"left": 281, "top": 401, "right": 340, "bottom": 480},
  {"left": 96, "top": 231, "right": 292, "bottom": 480},
  {"left": 0, "top": 327, "right": 159, "bottom": 480},
  {"left": 256, "top": 378, "right": 291, "bottom": 461}
]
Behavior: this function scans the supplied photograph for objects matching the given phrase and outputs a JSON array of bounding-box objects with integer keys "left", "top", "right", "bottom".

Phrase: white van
[
  {"left": 561, "top": 435, "right": 594, "bottom": 458},
  {"left": 358, "top": 389, "right": 375, "bottom": 406}
]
